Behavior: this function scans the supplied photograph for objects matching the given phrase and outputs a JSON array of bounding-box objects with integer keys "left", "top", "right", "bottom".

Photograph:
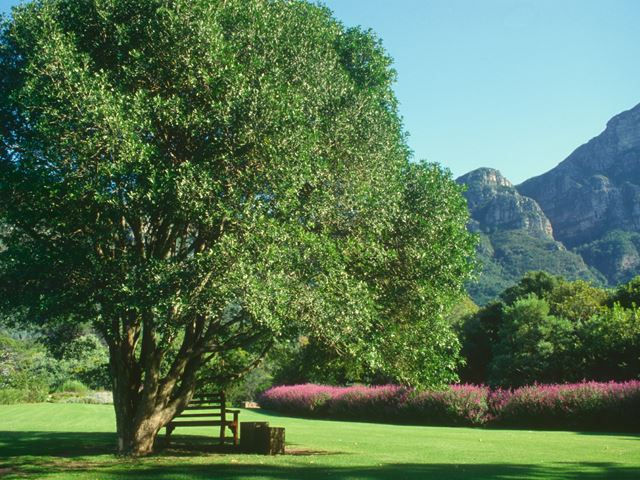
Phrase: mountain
[
  {"left": 575, "top": 230, "right": 640, "bottom": 285},
  {"left": 518, "top": 103, "right": 640, "bottom": 248},
  {"left": 457, "top": 168, "right": 602, "bottom": 304},
  {"left": 458, "top": 168, "right": 553, "bottom": 239},
  {"left": 458, "top": 103, "right": 640, "bottom": 303}
]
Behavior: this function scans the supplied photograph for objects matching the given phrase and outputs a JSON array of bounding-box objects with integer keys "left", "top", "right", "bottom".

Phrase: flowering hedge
[
  {"left": 258, "top": 381, "right": 640, "bottom": 431},
  {"left": 490, "top": 381, "right": 640, "bottom": 431}
]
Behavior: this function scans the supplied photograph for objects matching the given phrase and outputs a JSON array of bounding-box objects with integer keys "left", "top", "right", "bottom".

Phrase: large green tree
[{"left": 0, "top": 0, "right": 475, "bottom": 455}]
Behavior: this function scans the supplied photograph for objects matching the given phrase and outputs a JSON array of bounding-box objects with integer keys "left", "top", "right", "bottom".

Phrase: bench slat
[
  {"left": 183, "top": 406, "right": 224, "bottom": 411},
  {"left": 165, "top": 391, "right": 239, "bottom": 447},
  {"left": 178, "top": 413, "right": 223, "bottom": 418},
  {"left": 168, "top": 420, "right": 231, "bottom": 427}
]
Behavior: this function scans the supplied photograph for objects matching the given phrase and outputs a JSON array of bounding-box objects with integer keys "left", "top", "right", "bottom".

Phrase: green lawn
[{"left": 0, "top": 403, "right": 638, "bottom": 479}]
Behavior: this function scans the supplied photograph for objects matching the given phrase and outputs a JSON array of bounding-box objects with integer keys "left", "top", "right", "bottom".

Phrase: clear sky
[{"left": 2, "top": 0, "right": 639, "bottom": 183}]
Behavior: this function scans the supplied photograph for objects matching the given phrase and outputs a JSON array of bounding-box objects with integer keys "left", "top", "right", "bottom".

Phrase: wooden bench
[{"left": 165, "top": 392, "right": 240, "bottom": 446}]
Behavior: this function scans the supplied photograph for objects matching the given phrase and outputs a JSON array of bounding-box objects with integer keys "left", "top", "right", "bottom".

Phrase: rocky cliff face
[
  {"left": 457, "top": 168, "right": 600, "bottom": 304},
  {"left": 459, "top": 103, "right": 640, "bottom": 301},
  {"left": 518, "top": 103, "right": 640, "bottom": 248},
  {"left": 458, "top": 168, "right": 553, "bottom": 239}
]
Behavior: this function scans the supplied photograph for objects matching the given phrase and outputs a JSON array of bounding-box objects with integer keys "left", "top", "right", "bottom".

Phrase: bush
[
  {"left": 49, "top": 390, "right": 113, "bottom": 404},
  {"left": 259, "top": 381, "right": 640, "bottom": 431},
  {"left": 404, "top": 385, "right": 490, "bottom": 426},
  {"left": 258, "top": 384, "right": 350, "bottom": 416},
  {"left": 492, "top": 381, "right": 640, "bottom": 431},
  {"left": 0, "top": 332, "right": 57, "bottom": 397},
  {"left": 259, "top": 383, "right": 488, "bottom": 425},
  {"left": 58, "top": 380, "right": 89, "bottom": 394},
  {"left": 0, "top": 386, "right": 48, "bottom": 404},
  {"left": 328, "top": 385, "right": 410, "bottom": 421},
  {"left": 59, "top": 334, "right": 110, "bottom": 391}
]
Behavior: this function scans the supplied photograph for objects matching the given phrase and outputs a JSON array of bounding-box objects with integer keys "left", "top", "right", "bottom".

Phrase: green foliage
[
  {"left": 467, "top": 231, "right": 604, "bottom": 305},
  {"left": 0, "top": 0, "right": 475, "bottom": 408},
  {"left": 459, "top": 273, "right": 640, "bottom": 386},
  {"left": 489, "top": 295, "right": 576, "bottom": 387},
  {"left": 269, "top": 336, "right": 375, "bottom": 386},
  {"left": 500, "top": 271, "right": 562, "bottom": 305},
  {"left": 546, "top": 279, "right": 607, "bottom": 322},
  {"left": 608, "top": 275, "right": 640, "bottom": 308},
  {"left": 59, "top": 334, "right": 110, "bottom": 390},
  {"left": 458, "top": 301, "right": 503, "bottom": 384},
  {"left": 0, "top": 328, "right": 109, "bottom": 400},
  {"left": 224, "top": 364, "right": 274, "bottom": 405},
  {"left": 580, "top": 304, "right": 640, "bottom": 381},
  {"left": 0, "top": 387, "right": 48, "bottom": 404},
  {"left": 576, "top": 230, "right": 640, "bottom": 285},
  {"left": 0, "top": 331, "right": 56, "bottom": 395},
  {"left": 58, "top": 379, "right": 89, "bottom": 394},
  {"left": 446, "top": 296, "right": 479, "bottom": 333}
]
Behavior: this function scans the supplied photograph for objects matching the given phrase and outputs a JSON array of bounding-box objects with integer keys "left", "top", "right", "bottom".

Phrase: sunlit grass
[{"left": 0, "top": 403, "right": 638, "bottom": 479}]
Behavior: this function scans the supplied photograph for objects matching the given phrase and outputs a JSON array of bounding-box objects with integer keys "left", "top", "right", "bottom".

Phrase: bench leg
[
  {"left": 166, "top": 425, "right": 175, "bottom": 445},
  {"left": 219, "top": 423, "right": 225, "bottom": 445},
  {"left": 232, "top": 412, "right": 239, "bottom": 447},
  {"left": 232, "top": 425, "right": 238, "bottom": 447}
]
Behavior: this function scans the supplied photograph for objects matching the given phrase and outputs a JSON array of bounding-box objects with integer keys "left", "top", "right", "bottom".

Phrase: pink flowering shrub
[
  {"left": 403, "top": 384, "right": 490, "bottom": 426},
  {"left": 491, "top": 381, "right": 640, "bottom": 431},
  {"left": 258, "top": 381, "right": 640, "bottom": 431},
  {"left": 259, "top": 383, "right": 492, "bottom": 426},
  {"left": 327, "top": 385, "right": 411, "bottom": 421},
  {"left": 257, "top": 384, "right": 350, "bottom": 415}
]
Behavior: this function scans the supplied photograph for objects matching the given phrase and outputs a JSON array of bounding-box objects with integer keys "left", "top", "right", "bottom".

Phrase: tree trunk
[
  {"left": 112, "top": 377, "right": 176, "bottom": 455},
  {"left": 108, "top": 331, "right": 200, "bottom": 456},
  {"left": 113, "top": 389, "right": 165, "bottom": 456}
]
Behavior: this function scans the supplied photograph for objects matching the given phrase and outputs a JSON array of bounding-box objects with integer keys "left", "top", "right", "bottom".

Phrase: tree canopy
[
  {"left": 0, "top": 0, "right": 475, "bottom": 454},
  {"left": 458, "top": 271, "right": 640, "bottom": 387}
]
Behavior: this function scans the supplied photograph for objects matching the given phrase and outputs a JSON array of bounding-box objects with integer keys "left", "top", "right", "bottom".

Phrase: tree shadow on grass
[
  {"left": 0, "top": 431, "right": 117, "bottom": 458},
  {"left": 8, "top": 460, "right": 640, "bottom": 480},
  {"left": 0, "top": 431, "right": 262, "bottom": 459},
  {"left": 102, "top": 462, "right": 640, "bottom": 480},
  {"left": 573, "top": 431, "right": 640, "bottom": 440},
  {"left": 1, "top": 431, "right": 639, "bottom": 480}
]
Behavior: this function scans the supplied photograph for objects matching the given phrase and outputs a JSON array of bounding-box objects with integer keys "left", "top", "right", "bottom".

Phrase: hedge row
[{"left": 258, "top": 381, "right": 640, "bottom": 431}]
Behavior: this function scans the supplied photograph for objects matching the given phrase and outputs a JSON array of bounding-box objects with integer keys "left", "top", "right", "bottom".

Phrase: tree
[
  {"left": 0, "top": 0, "right": 475, "bottom": 455},
  {"left": 499, "top": 271, "right": 562, "bottom": 305},
  {"left": 458, "top": 300, "right": 503, "bottom": 384},
  {"left": 489, "top": 295, "right": 575, "bottom": 387},
  {"left": 608, "top": 276, "right": 640, "bottom": 309},
  {"left": 547, "top": 279, "right": 606, "bottom": 323}
]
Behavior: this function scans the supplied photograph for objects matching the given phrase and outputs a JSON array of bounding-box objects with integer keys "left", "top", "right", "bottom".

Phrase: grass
[{"left": 0, "top": 403, "right": 639, "bottom": 479}]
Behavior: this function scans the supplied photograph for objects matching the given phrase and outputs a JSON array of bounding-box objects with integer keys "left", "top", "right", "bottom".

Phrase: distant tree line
[
  {"left": 456, "top": 271, "right": 640, "bottom": 387},
  {"left": 0, "top": 322, "right": 110, "bottom": 403},
  {"left": 218, "top": 272, "right": 640, "bottom": 392}
]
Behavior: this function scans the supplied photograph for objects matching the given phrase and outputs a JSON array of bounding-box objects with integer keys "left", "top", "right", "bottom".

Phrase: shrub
[
  {"left": 0, "top": 332, "right": 56, "bottom": 398},
  {"left": 259, "top": 383, "right": 490, "bottom": 426},
  {"left": 0, "top": 388, "right": 23, "bottom": 404},
  {"left": 58, "top": 380, "right": 89, "bottom": 394},
  {"left": 258, "top": 384, "right": 350, "bottom": 416},
  {"left": 328, "top": 385, "right": 410, "bottom": 421},
  {"left": 259, "top": 381, "right": 640, "bottom": 431},
  {"left": 49, "top": 390, "right": 113, "bottom": 404},
  {"left": 404, "top": 385, "right": 490, "bottom": 426},
  {"left": 492, "top": 381, "right": 640, "bottom": 431},
  {"left": 0, "top": 386, "right": 48, "bottom": 404}
]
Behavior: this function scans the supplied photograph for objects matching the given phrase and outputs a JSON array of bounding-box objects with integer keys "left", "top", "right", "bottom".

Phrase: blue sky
[{"left": 2, "top": 0, "right": 639, "bottom": 183}]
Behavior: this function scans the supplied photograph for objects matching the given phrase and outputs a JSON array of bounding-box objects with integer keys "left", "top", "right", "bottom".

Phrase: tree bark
[{"left": 108, "top": 325, "right": 201, "bottom": 456}]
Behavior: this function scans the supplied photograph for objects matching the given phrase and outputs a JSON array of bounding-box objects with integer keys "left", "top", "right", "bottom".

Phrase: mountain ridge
[{"left": 458, "top": 103, "right": 640, "bottom": 303}]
